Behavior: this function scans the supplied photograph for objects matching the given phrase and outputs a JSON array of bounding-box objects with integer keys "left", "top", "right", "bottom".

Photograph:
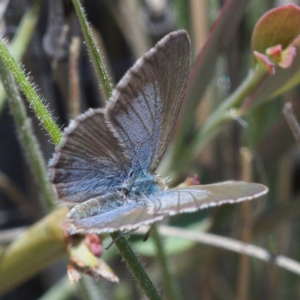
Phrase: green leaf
[{"left": 251, "top": 3, "right": 300, "bottom": 54}]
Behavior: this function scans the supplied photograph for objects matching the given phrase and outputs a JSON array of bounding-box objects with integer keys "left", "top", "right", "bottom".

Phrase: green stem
[
  {"left": 111, "top": 232, "right": 161, "bottom": 300},
  {"left": 151, "top": 225, "right": 179, "bottom": 300},
  {"left": 0, "top": 58, "right": 55, "bottom": 210},
  {"left": 171, "top": 65, "right": 267, "bottom": 174},
  {"left": 72, "top": 0, "right": 112, "bottom": 100},
  {"left": 0, "top": 40, "right": 62, "bottom": 145},
  {"left": 0, "top": 0, "right": 41, "bottom": 113}
]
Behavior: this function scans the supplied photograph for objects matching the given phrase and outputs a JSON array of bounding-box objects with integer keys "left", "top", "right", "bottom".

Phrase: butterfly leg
[
  {"left": 105, "top": 228, "right": 139, "bottom": 250},
  {"left": 143, "top": 226, "right": 153, "bottom": 242}
]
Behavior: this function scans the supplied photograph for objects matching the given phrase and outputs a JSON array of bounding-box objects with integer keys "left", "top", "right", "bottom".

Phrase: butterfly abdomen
[
  {"left": 67, "top": 193, "right": 126, "bottom": 219},
  {"left": 67, "top": 197, "right": 105, "bottom": 219}
]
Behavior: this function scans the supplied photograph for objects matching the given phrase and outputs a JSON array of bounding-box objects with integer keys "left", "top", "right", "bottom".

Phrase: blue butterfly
[{"left": 49, "top": 30, "right": 268, "bottom": 234}]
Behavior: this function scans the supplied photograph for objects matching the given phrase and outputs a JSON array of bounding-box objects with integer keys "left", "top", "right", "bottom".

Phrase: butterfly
[{"left": 48, "top": 30, "right": 268, "bottom": 235}]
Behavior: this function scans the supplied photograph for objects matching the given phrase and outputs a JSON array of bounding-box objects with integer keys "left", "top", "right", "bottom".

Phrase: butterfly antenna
[
  {"left": 143, "top": 226, "right": 153, "bottom": 242},
  {"left": 105, "top": 228, "right": 138, "bottom": 250}
]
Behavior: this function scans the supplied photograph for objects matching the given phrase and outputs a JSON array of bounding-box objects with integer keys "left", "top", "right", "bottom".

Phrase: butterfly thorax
[{"left": 120, "top": 172, "right": 167, "bottom": 201}]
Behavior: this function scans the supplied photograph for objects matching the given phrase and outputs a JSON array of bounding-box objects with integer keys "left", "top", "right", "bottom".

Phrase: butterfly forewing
[
  {"left": 49, "top": 109, "right": 131, "bottom": 203},
  {"left": 147, "top": 182, "right": 268, "bottom": 215},
  {"left": 106, "top": 31, "right": 191, "bottom": 173}
]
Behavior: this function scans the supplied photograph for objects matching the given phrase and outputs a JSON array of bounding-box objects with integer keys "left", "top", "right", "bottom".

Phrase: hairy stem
[
  {"left": 0, "top": 39, "right": 62, "bottom": 144},
  {"left": 72, "top": 0, "right": 112, "bottom": 100},
  {"left": 0, "top": 58, "right": 55, "bottom": 210},
  {"left": 111, "top": 232, "right": 162, "bottom": 300}
]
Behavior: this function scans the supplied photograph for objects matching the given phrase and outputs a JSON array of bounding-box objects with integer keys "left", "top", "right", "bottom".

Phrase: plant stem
[
  {"left": 111, "top": 232, "right": 162, "bottom": 300},
  {"left": 0, "top": 0, "right": 41, "bottom": 113},
  {"left": 0, "top": 58, "right": 55, "bottom": 210},
  {"left": 72, "top": 0, "right": 112, "bottom": 100},
  {"left": 151, "top": 225, "right": 179, "bottom": 300},
  {"left": 0, "top": 39, "right": 62, "bottom": 145}
]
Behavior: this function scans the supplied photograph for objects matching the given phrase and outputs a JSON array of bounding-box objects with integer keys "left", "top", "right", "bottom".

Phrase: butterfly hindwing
[
  {"left": 66, "top": 181, "right": 267, "bottom": 235},
  {"left": 49, "top": 109, "right": 131, "bottom": 203}
]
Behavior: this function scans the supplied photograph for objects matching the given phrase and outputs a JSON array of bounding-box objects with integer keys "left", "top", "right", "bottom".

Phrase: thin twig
[{"left": 135, "top": 225, "right": 300, "bottom": 277}]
